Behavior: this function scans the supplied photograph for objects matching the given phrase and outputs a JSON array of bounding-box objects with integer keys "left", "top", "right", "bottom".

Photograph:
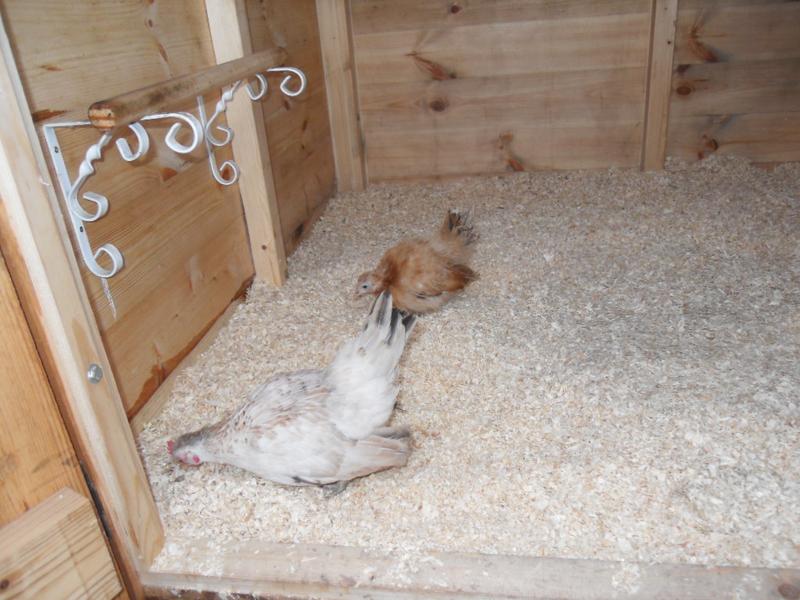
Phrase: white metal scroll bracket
[{"left": 41, "top": 65, "right": 307, "bottom": 280}]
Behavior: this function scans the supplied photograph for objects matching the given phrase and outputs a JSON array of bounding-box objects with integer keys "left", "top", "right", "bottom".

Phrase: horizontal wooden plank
[
  {"left": 142, "top": 538, "right": 800, "bottom": 599},
  {"left": 353, "top": 13, "right": 650, "bottom": 84},
  {"left": 673, "top": 3, "right": 800, "bottom": 66},
  {"left": 359, "top": 67, "right": 646, "bottom": 132},
  {"left": 351, "top": 0, "right": 650, "bottom": 35},
  {"left": 670, "top": 58, "right": 800, "bottom": 118},
  {"left": 678, "top": 0, "right": 798, "bottom": 11},
  {"left": 666, "top": 112, "right": 800, "bottom": 162},
  {"left": 0, "top": 489, "right": 121, "bottom": 599},
  {"left": 365, "top": 122, "right": 643, "bottom": 180}
]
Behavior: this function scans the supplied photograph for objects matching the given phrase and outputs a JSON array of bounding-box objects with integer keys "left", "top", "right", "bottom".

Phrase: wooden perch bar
[{"left": 88, "top": 46, "right": 287, "bottom": 130}]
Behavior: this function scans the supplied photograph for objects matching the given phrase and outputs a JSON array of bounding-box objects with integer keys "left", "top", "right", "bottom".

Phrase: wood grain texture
[
  {"left": 131, "top": 299, "right": 242, "bottom": 436},
  {"left": 666, "top": 1, "right": 800, "bottom": 163},
  {"left": 667, "top": 112, "right": 800, "bottom": 162},
  {"left": 353, "top": 13, "right": 650, "bottom": 82},
  {"left": 3, "top": 0, "right": 218, "bottom": 119},
  {"left": 641, "top": 0, "right": 678, "bottom": 170},
  {"left": 359, "top": 67, "right": 646, "bottom": 130},
  {"left": 0, "top": 489, "right": 121, "bottom": 599},
  {"left": 141, "top": 538, "right": 800, "bottom": 600},
  {"left": 673, "top": 3, "right": 800, "bottom": 66},
  {"left": 316, "top": 0, "right": 366, "bottom": 192},
  {"left": 352, "top": 0, "right": 656, "bottom": 34},
  {"left": 89, "top": 46, "right": 287, "bottom": 129},
  {"left": 246, "top": 0, "right": 336, "bottom": 255},
  {"left": 670, "top": 58, "right": 800, "bottom": 118},
  {"left": 366, "top": 117, "right": 643, "bottom": 180},
  {"left": 0, "top": 250, "right": 89, "bottom": 526},
  {"left": 351, "top": 0, "right": 651, "bottom": 180},
  {"left": 205, "top": 0, "right": 288, "bottom": 286},
  {"left": 49, "top": 123, "right": 254, "bottom": 417},
  {"left": 0, "top": 11, "right": 162, "bottom": 591},
  {"left": 3, "top": 0, "right": 258, "bottom": 415}
]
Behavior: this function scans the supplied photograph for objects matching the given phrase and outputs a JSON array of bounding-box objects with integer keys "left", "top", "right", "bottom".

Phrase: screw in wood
[{"left": 87, "top": 363, "right": 104, "bottom": 384}]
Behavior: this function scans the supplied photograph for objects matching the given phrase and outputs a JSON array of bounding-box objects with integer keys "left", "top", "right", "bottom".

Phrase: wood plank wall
[
  {"left": 667, "top": 0, "right": 800, "bottom": 162},
  {"left": 2, "top": 0, "right": 334, "bottom": 416},
  {"left": 350, "top": 0, "right": 653, "bottom": 181},
  {"left": 348, "top": 0, "right": 800, "bottom": 181}
]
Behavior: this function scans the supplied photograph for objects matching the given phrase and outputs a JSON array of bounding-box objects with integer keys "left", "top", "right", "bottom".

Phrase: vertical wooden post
[
  {"left": 316, "top": 0, "right": 366, "bottom": 192},
  {"left": 205, "top": 0, "right": 287, "bottom": 286},
  {"left": 0, "top": 12, "right": 163, "bottom": 595},
  {"left": 641, "top": 0, "right": 679, "bottom": 170}
]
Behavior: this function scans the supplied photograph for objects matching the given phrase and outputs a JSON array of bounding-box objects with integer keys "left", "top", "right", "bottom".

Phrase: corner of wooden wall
[
  {"left": 641, "top": 0, "right": 679, "bottom": 171},
  {"left": 205, "top": 0, "right": 288, "bottom": 286},
  {"left": 315, "top": 0, "right": 367, "bottom": 192}
]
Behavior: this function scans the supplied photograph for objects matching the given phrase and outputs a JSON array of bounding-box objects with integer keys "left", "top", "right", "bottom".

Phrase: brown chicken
[{"left": 355, "top": 210, "right": 478, "bottom": 314}]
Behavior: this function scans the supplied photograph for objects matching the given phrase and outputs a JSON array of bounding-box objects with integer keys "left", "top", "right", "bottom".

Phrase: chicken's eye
[{"left": 361, "top": 283, "right": 369, "bottom": 289}]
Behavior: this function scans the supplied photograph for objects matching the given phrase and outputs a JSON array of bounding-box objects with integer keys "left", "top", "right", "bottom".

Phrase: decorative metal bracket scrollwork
[{"left": 42, "top": 66, "right": 307, "bottom": 280}]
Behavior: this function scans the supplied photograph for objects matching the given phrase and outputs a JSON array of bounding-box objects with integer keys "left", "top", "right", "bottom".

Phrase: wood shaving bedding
[{"left": 139, "top": 156, "right": 800, "bottom": 574}]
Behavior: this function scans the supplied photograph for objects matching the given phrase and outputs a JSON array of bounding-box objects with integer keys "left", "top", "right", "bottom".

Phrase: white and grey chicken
[{"left": 167, "top": 292, "right": 416, "bottom": 492}]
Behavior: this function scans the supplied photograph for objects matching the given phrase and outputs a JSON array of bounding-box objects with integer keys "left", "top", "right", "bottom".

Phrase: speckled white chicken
[{"left": 167, "top": 292, "right": 415, "bottom": 491}]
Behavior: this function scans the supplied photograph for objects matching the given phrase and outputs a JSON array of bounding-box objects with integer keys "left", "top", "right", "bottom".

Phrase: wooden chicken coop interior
[{"left": 1, "top": 0, "right": 798, "bottom": 598}]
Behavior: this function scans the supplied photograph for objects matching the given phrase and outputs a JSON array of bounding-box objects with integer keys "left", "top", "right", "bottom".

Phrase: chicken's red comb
[{"left": 166, "top": 440, "right": 175, "bottom": 454}]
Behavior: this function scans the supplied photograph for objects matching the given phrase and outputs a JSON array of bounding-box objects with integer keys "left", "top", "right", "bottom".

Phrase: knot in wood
[{"left": 429, "top": 98, "right": 449, "bottom": 112}]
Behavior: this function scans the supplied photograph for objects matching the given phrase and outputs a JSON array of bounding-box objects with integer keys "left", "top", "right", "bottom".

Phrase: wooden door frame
[{"left": 0, "top": 11, "right": 163, "bottom": 597}]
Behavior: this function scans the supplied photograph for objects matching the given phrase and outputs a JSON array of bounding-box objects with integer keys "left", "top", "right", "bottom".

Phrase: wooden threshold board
[{"left": 141, "top": 539, "right": 800, "bottom": 599}]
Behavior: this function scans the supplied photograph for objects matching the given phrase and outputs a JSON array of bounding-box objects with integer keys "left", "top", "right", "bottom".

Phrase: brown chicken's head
[
  {"left": 167, "top": 428, "right": 212, "bottom": 466},
  {"left": 355, "top": 271, "right": 380, "bottom": 297}
]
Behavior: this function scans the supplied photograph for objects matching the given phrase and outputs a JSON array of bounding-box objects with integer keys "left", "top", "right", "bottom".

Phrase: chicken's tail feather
[
  {"left": 432, "top": 209, "right": 478, "bottom": 263},
  {"left": 326, "top": 292, "right": 415, "bottom": 438},
  {"left": 441, "top": 209, "right": 478, "bottom": 245},
  {"left": 361, "top": 291, "right": 415, "bottom": 351}
]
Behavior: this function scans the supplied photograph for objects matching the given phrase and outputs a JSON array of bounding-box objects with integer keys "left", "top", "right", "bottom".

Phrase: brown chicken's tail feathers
[{"left": 441, "top": 209, "right": 478, "bottom": 246}]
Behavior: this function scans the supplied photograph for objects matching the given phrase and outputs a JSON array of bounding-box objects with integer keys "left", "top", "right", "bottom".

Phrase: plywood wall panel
[
  {"left": 3, "top": 1, "right": 255, "bottom": 415},
  {"left": 351, "top": 0, "right": 651, "bottom": 181},
  {"left": 246, "top": 0, "right": 335, "bottom": 251},
  {"left": 666, "top": 0, "right": 800, "bottom": 163}
]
